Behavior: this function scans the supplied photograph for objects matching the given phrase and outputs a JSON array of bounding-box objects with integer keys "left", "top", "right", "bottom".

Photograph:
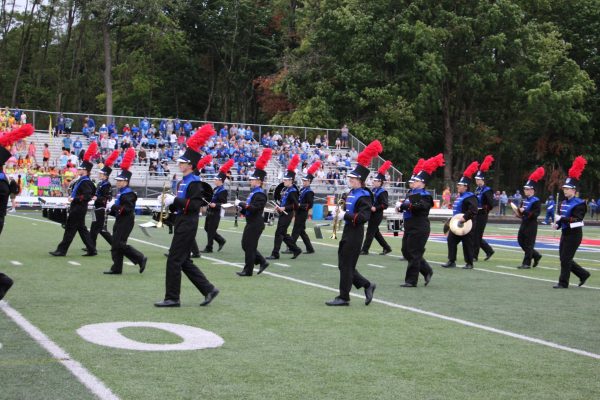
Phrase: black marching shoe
[
  {"left": 379, "top": 248, "right": 392, "bottom": 256},
  {"left": 291, "top": 249, "right": 302, "bottom": 259},
  {"left": 400, "top": 282, "right": 416, "bottom": 288},
  {"left": 200, "top": 288, "right": 220, "bottom": 306},
  {"left": 103, "top": 270, "right": 121, "bottom": 275},
  {"left": 305, "top": 250, "right": 315, "bottom": 254},
  {"left": 325, "top": 297, "right": 350, "bottom": 306},
  {"left": 236, "top": 271, "right": 252, "bottom": 277},
  {"left": 82, "top": 251, "right": 97, "bottom": 257},
  {"left": 257, "top": 262, "right": 270, "bottom": 275},
  {"left": 364, "top": 283, "right": 376, "bottom": 305},
  {"left": 360, "top": 250, "right": 369, "bottom": 255},
  {"left": 462, "top": 264, "right": 474, "bottom": 269},
  {"left": 484, "top": 251, "right": 495, "bottom": 261},
  {"left": 266, "top": 255, "right": 279, "bottom": 260},
  {"left": 533, "top": 254, "right": 542, "bottom": 268},
  {"left": 424, "top": 271, "right": 433, "bottom": 287},
  {"left": 281, "top": 249, "right": 293, "bottom": 254},
  {"left": 200, "top": 249, "right": 212, "bottom": 254},
  {"left": 49, "top": 251, "right": 66, "bottom": 257},
  {"left": 579, "top": 274, "right": 591, "bottom": 287},
  {"left": 154, "top": 299, "right": 181, "bottom": 307},
  {"left": 218, "top": 240, "right": 226, "bottom": 252},
  {"left": 441, "top": 261, "right": 456, "bottom": 268},
  {"left": 553, "top": 284, "right": 568, "bottom": 289},
  {"left": 139, "top": 257, "right": 147, "bottom": 274},
  {"left": 517, "top": 264, "right": 531, "bottom": 269}
]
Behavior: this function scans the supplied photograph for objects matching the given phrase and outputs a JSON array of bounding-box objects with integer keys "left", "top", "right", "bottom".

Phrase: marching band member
[
  {"left": 201, "top": 159, "right": 233, "bottom": 253},
  {"left": 50, "top": 142, "right": 97, "bottom": 257},
  {"left": 516, "top": 167, "right": 544, "bottom": 269},
  {"left": 267, "top": 154, "right": 302, "bottom": 260},
  {"left": 0, "top": 124, "right": 34, "bottom": 300},
  {"left": 235, "top": 148, "right": 271, "bottom": 276},
  {"left": 189, "top": 154, "right": 214, "bottom": 258},
  {"left": 289, "top": 160, "right": 320, "bottom": 255},
  {"left": 326, "top": 140, "right": 382, "bottom": 306},
  {"left": 360, "top": 160, "right": 393, "bottom": 256},
  {"left": 441, "top": 161, "right": 479, "bottom": 269},
  {"left": 104, "top": 148, "right": 147, "bottom": 275},
  {"left": 553, "top": 156, "right": 591, "bottom": 288},
  {"left": 398, "top": 154, "right": 444, "bottom": 287},
  {"left": 155, "top": 125, "right": 219, "bottom": 307},
  {"left": 473, "top": 155, "right": 495, "bottom": 261},
  {"left": 89, "top": 149, "right": 119, "bottom": 249}
]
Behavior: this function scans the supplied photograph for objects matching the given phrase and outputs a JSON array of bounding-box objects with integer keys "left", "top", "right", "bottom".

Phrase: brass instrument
[
  {"left": 270, "top": 200, "right": 288, "bottom": 215},
  {"left": 156, "top": 182, "right": 168, "bottom": 228},
  {"left": 330, "top": 198, "right": 346, "bottom": 240}
]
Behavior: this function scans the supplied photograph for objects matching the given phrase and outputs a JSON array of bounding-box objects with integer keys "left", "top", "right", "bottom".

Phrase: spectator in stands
[
  {"left": 99, "top": 124, "right": 108, "bottom": 136},
  {"left": 442, "top": 186, "right": 452, "bottom": 209},
  {"left": 340, "top": 124, "right": 349, "bottom": 148},
  {"left": 86, "top": 116, "right": 95, "bottom": 133},
  {"left": 64, "top": 116, "right": 73, "bottom": 134},
  {"left": 140, "top": 117, "right": 150, "bottom": 136},
  {"left": 8, "top": 176, "right": 20, "bottom": 212},
  {"left": 590, "top": 198, "right": 597, "bottom": 219},
  {"left": 315, "top": 135, "right": 322, "bottom": 148},
  {"left": 183, "top": 120, "right": 192, "bottom": 136},
  {"left": 220, "top": 125, "right": 228, "bottom": 138},
  {"left": 57, "top": 113, "right": 65, "bottom": 135},
  {"left": 138, "top": 148, "right": 147, "bottom": 165},
  {"left": 27, "top": 141, "right": 37, "bottom": 165},
  {"left": 499, "top": 191, "right": 508, "bottom": 216},
  {"left": 122, "top": 124, "right": 131, "bottom": 135},
  {"left": 335, "top": 136, "right": 341, "bottom": 150},
  {"left": 148, "top": 161, "right": 157, "bottom": 176},
  {"left": 82, "top": 123, "right": 90, "bottom": 138},
  {"left": 42, "top": 143, "right": 50, "bottom": 168},
  {"left": 148, "top": 148, "right": 159, "bottom": 165},
  {"left": 19, "top": 112, "right": 27, "bottom": 125},
  {"left": 73, "top": 136, "right": 83, "bottom": 155},
  {"left": 62, "top": 134, "right": 72, "bottom": 152}
]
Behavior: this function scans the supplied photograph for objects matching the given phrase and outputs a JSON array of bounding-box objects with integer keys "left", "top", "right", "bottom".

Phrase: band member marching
[
  {"left": 189, "top": 154, "right": 214, "bottom": 258},
  {"left": 104, "top": 148, "right": 147, "bottom": 275},
  {"left": 553, "top": 156, "right": 591, "bottom": 288},
  {"left": 289, "top": 160, "right": 321, "bottom": 255},
  {"left": 200, "top": 158, "right": 233, "bottom": 253},
  {"left": 50, "top": 142, "right": 98, "bottom": 257},
  {"left": 267, "top": 154, "right": 302, "bottom": 260},
  {"left": 473, "top": 155, "right": 495, "bottom": 261},
  {"left": 155, "top": 125, "right": 219, "bottom": 307},
  {"left": 89, "top": 149, "right": 119, "bottom": 249},
  {"left": 360, "top": 160, "right": 393, "bottom": 255},
  {"left": 234, "top": 148, "right": 271, "bottom": 276},
  {"left": 398, "top": 154, "right": 444, "bottom": 287},
  {"left": 516, "top": 167, "right": 544, "bottom": 269},
  {"left": 0, "top": 124, "right": 34, "bottom": 300},
  {"left": 326, "top": 140, "right": 382, "bottom": 306},
  {"left": 441, "top": 161, "right": 479, "bottom": 269}
]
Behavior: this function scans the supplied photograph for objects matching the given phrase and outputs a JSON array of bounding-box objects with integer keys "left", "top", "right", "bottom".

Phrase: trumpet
[
  {"left": 156, "top": 182, "right": 168, "bottom": 228},
  {"left": 330, "top": 198, "right": 346, "bottom": 240}
]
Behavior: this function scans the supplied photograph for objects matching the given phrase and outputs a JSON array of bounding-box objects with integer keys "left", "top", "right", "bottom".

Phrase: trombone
[
  {"left": 330, "top": 197, "right": 346, "bottom": 240},
  {"left": 156, "top": 182, "right": 168, "bottom": 228}
]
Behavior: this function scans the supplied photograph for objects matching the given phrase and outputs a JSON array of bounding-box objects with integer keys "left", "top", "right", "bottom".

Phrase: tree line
[{"left": 1, "top": 0, "right": 598, "bottom": 195}]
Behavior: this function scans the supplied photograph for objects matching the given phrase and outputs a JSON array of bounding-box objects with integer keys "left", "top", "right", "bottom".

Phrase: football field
[{"left": 1, "top": 212, "right": 599, "bottom": 399}]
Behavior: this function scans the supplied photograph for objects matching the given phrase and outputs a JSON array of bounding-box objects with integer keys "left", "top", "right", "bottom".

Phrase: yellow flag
[{"left": 49, "top": 115, "right": 53, "bottom": 143}]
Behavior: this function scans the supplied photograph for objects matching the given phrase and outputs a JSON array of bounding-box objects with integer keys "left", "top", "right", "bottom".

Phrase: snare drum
[
  {"left": 387, "top": 218, "right": 404, "bottom": 236},
  {"left": 45, "top": 207, "right": 69, "bottom": 227},
  {"left": 263, "top": 211, "right": 274, "bottom": 225}
]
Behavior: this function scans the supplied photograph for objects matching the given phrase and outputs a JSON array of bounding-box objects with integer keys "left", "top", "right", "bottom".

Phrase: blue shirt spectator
[
  {"left": 183, "top": 121, "right": 193, "bottom": 136},
  {"left": 62, "top": 136, "right": 72, "bottom": 150},
  {"left": 73, "top": 138, "right": 83, "bottom": 152}
]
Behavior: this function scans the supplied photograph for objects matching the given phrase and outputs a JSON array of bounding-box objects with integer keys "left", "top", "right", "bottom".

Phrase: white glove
[
  {"left": 554, "top": 215, "right": 561, "bottom": 223},
  {"left": 336, "top": 210, "right": 346, "bottom": 220},
  {"left": 234, "top": 199, "right": 241, "bottom": 206},
  {"left": 395, "top": 201, "right": 402, "bottom": 209},
  {"left": 106, "top": 200, "right": 115, "bottom": 209},
  {"left": 164, "top": 194, "right": 175, "bottom": 207}
]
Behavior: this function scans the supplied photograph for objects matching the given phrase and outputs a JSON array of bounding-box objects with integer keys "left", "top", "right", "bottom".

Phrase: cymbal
[{"left": 449, "top": 213, "right": 473, "bottom": 236}]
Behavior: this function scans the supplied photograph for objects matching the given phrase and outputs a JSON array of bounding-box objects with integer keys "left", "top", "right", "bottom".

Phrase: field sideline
[{"left": 1, "top": 211, "right": 599, "bottom": 399}]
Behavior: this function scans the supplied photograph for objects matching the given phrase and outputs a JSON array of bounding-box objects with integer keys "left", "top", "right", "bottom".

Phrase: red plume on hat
[
  {"left": 256, "top": 148, "right": 272, "bottom": 170},
  {"left": 568, "top": 156, "right": 587, "bottom": 180},
  {"left": 219, "top": 158, "right": 234, "bottom": 174},
  {"left": 528, "top": 166, "right": 545, "bottom": 182},
  {"left": 83, "top": 141, "right": 98, "bottom": 162},
  {"left": 287, "top": 154, "right": 300, "bottom": 172},
  {"left": 423, "top": 153, "right": 445, "bottom": 174},
  {"left": 412, "top": 158, "right": 425, "bottom": 175},
  {"left": 120, "top": 148, "right": 135, "bottom": 171},
  {"left": 479, "top": 155, "right": 494, "bottom": 172},
  {"left": 463, "top": 161, "right": 480, "bottom": 178},
  {"left": 104, "top": 150, "right": 120, "bottom": 167},
  {"left": 187, "top": 124, "right": 215, "bottom": 151},
  {"left": 0, "top": 124, "right": 34, "bottom": 146},
  {"left": 197, "top": 154, "right": 212, "bottom": 170},
  {"left": 378, "top": 160, "right": 393, "bottom": 175},
  {"left": 356, "top": 140, "right": 383, "bottom": 168},
  {"left": 307, "top": 160, "right": 321, "bottom": 176}
]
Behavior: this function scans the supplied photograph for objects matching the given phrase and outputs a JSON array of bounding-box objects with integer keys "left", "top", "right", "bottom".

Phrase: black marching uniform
[
  {"left": 203, "top": 185, "right": 227, "bottom": 252},
  {"left": 290, "top": 185, "right": 315, "bottom": 253},
  {"left": 51, "top": 175, "right": 96, "bottom": 255},
  {"left": 400, "top": 188, "right": 434, "bottom": 286},
  {"left": 90, "top": 179, "right": 113, "bottom": 247},
  {"left": 0, "top": 151, "right": 14, "bottom": 299},
  {"left": 160, "top": 172, "right": 218, "bottom": 304},
  {"left": 555, "top": 196, "right": 590, "bottom": 287},
  {"left": 444, "top": 192, "right": 478, "bottom": 267},
  {"left": 474, "top": 184, "right": 495, "bottom": 260},
  {"left": 517, "top": 195, "right": 541, "bottom": 268},
  {"left": 269, "top": 185, "right": 301, "bottom": 258},
  {"left": 361, "top": 186, "right": 391, "bottom": 254},
  {"left": 238, "top": 186, "right": 269, "bottom": 275},
  {"left": 105, "top": 186, "right": 146, "bottom": 274}
]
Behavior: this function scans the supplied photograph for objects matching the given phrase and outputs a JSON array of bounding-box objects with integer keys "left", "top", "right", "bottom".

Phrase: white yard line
[
  {"left": 367, "top": 263, "right": 386, "bottom": 269},
  {"left": 9, "top": 260, "right": 22, "bottom": 266},
  {"left": 127, "top": 236, "right": 600, "bottom": 360},
  {"left": 274, "top": 263, "right": 290, "bottom": 267},
  {"left": 321, "top": 263, "right": 337, "bottom": 268},
  {"left": 0, "top": 302, "right": 120, "bottom": 400},
  {"left": 68, "top": 261, "right": 81, "bottom": 266}
]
